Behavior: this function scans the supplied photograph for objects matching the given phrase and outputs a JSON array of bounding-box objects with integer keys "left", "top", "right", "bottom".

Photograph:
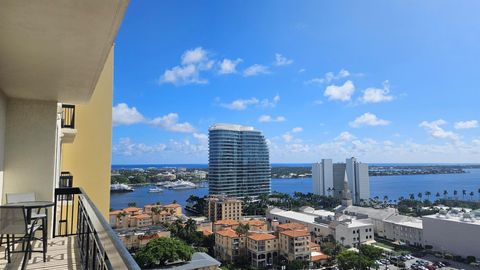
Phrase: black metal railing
[
  {"left": 54, "top": 187, "right": 140, "bottom": 270},
  {"left": 61, "top": 104, "right": 76, "bottom": 129}
]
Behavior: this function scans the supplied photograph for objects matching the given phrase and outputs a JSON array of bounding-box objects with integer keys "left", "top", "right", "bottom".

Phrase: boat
[
  {"left": 148, "top": 187, "right": 164, "bottom": 193},
  {"left": 110, "top": 183, "right": 134, "bottom": 193},
  {"left": 160, "top": 180, "right": 197, "bottom": 190}
]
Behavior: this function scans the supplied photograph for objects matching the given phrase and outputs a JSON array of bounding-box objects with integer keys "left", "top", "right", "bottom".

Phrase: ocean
[{"left": 109, "top": 167, "right": 480, "bottom": 210}]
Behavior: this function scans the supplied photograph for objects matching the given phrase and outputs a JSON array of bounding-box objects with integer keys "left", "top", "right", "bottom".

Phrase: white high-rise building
[
  {"left": 312, "top": 159, "right": 333, "bottom": 196},
  {"left": 330, "top": 157, "right": 370, "bottom": 204},
  {"left": 344, "top": 157, "right": 370, "bottom": 204}
]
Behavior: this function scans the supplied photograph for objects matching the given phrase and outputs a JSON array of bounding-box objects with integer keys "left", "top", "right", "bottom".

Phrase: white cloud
[
  {"left": 282, "top": 133, "right": 293, "bottom": 143},
  {"left": 261, "top": 95, "right": 281, "bottom": 108},
  {"left": 181, "top": 47, "right": 208, "bottom": 65},
  {"left": 274, "top": 53, "right": 293, "bottom": 66},
  {"left": 113, "top": 137, "right": 167, "bottom": 156},
  {"left": 360, "top": 81, "right": 394, "bottom": 103},
  {"left": 221, "top": 98, "right": 259, "bottom": 110},
  {"left": 273, "top": 95, "right": 280, "bottom": 103},
  {"left": 298, "top": 69, "right": 306, "bottom": 73},
  {"left": 159, "top": 47, "right": 213, "bottom": 85},
  {"left": 350, "top": 113, "right": 390, "bottom": 128},
  {"left": 313, "top": 100, "right": 323, "bottom": 105},
  {"left": 324, "top": 80, "right": 355, "bottom": 101},
  {"left": 112, "top": 103, "right": 145, "bottom": 126},
  {"left": 258, "top": 115, "right": 286, "bottom": 123},
  {"left": 335, "top": 131, "right": 356, "bottom": 142},
  {"left": 454, "top": 120, "right": 478, "bottom": 129},
  {"left": 420, "top": 119, "right": 460, "bottom": 141},
  {"left": 243, "top": 64, "right": 270, "bottom": 77},
  {"left": 291, "top": 127, "right": 303, "bottom": 133},
  {"left": 305, "top": 69, "right": 350, "bottom": 85},
  {"left": 218, "top": 58, "right": 242, "bottom": 74},
  {"left": 150, "top": 113, "right": 195, "bottom": 133}
]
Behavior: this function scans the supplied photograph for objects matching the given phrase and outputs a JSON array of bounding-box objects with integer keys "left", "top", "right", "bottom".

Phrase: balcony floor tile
[{"left": 0, "top": 236, "right": 81, "bottom": 270}]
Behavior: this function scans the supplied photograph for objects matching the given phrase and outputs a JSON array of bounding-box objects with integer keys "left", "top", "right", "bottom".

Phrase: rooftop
[
  {"left": 241, "top": 219, "right": 266, "bottom": 226},
  {"left": 216, "top": 228, "right": 239, "bottom": 238},
  {"left": 209, "top": 123, "right": 256, "bottom": 132},
  {"left": 214, "top": 219, "right": 240, "bottom": 226},
  {"left": 163, "top": 203, "right": 181, "bottom": 208},
  {"left": 277, "top": 222, "right": 307, "bottom": 230},
  {"left": 133, "top": 214, "right": 152, "bottom": 220},
  {"left": 122, "top": 207, "right": 142, "bottom": 212},
  {"left": 248, "top": 233, "right": 277, "bottom": 241},
  {"left": 423, "top": 210, "right": 480, "bottom": 225},
  {"left": 385, "top": 214, "right": 423, "bottom": 229},
  {"left": 162, "top": 252, "right": 221, "bottom": 270},
  {"left": 280, "top": 230, "right": 310, "bottom": 238},
  {"left": 344, "top": 206, "right": 397, "bottom": 220}
]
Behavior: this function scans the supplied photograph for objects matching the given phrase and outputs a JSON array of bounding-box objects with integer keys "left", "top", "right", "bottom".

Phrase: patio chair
[
  {"left": 0, "top": 205, "right": 42, "bottom": 270},
  {"left": 3, "top": 192, "right": 48, "bottom": 261}
]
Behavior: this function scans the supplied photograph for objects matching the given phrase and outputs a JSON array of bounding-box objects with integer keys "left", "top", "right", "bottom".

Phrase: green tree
[
  {"left": 359, "top": 245, "right": 383, "bottom": 260},
  {"left": 288, "top": 259, "right": 309, "bottom": 270},
  {"left": 235, "top": 223, "right": 250, "bottom": 237},
  {"left": 127, "top": 202, "right": 137, "bottom": 207},
  {"left": 134, "top": 238, "right": 194, "bottom": 268},
  {"left": 337, "top": 250, "right": 373, "bottom": 270}
]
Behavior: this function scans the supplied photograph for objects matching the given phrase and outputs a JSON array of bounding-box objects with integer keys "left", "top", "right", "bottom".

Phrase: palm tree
[
  {"left": 443, "top": 190, "right": 448, "bottom": 199},
  {"left": 425, "top": 191, "right": 431, "bottom": 201},
  {"left": 453, "top": 190, "right": 458, "bottom": 200},
  {"left": 478, "top": 188, "right": 480, "bottom": 201},
  {"left": 235, "top": 223, "right": 250, "bottom": 238},
  {"left": 383, "top": 195, "right": 389, "bottom": 203},
  {"left": 470, "top": 191, "right": 475, "bottom": 201},
  {"left": 435, "top": 192, "right": 440, "bottom": 200},
  {"left": 340, "top": 236, "right": 345, "bottom": 246},
  {"left": 409, "top": 193, "right": 415, "bottom": 200},
  {"left": 417, "top": 192, "right": 423, "bottom": 200},
  {"left": 462, "top": 190, "right": 467, "bottom": 200}
]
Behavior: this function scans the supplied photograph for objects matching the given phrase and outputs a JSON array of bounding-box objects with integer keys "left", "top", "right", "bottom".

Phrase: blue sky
[{"left": 112, "top": 0, "right": 480, "bottom": 164}]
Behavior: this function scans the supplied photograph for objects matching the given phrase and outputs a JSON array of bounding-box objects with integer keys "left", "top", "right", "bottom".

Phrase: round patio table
[{"left": 6, "top": 200, "right": 54, "bottom": 255}]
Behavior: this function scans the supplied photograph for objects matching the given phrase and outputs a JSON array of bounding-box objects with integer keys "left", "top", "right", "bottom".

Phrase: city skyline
[{"left": 112, "top": 1, "right": 480, "bottom": 164}]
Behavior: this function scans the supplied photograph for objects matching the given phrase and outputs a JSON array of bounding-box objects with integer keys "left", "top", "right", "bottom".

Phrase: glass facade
[{"left": 208, "top": 124, "right": 271, "bottom": 197}]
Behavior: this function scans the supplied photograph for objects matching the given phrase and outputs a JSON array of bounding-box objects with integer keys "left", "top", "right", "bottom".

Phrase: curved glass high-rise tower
[{"left": 208, "top": 123, "right": 271, "bottom": 197}]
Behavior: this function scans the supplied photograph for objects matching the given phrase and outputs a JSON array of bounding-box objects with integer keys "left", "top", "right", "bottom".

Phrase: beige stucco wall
[
  {"left": 61, "top": 47, "right": 114, "bottom": 218},
  {"left": 2, "top": 98, "right": 58, "bottom": 203}
]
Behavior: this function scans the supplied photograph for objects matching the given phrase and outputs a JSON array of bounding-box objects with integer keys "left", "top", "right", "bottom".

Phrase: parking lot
[{"left": 374, "top": 253, "right": 478, "bottom": 270}]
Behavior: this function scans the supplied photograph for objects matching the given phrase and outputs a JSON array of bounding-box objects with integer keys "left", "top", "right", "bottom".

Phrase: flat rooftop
[{"left": 209, "top": 123, "right": 256, "bottom": 131}]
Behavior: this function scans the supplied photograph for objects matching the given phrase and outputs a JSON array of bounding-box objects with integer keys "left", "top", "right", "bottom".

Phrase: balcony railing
[
  {"left": 61, "top": 104, "right": 76, "bottom": 129},
  {"left": 54, "top": 187, "right": 140, "bottom": 270}
]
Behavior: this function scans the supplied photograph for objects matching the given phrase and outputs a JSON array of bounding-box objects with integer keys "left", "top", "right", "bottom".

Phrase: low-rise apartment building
[
  {"left": 213, "top": 219, "right": 240, "bottom": 232},
  {"left": 109, "top": 202, "right": 183, "bottom": 229},
  {"left": 279, "top": 229, "right": 311, "bottom": 262},
  {"left": 214, "top": 228, "right": 246, "bottom": 263},
  {"left": 130, "top": 214, "right": 153, "bottom": 228},
  {"left": 206, "top": 196, "right": 243, "bottom": 222},
  {"left": 247, "top": 233, "right": 278, "bottom": 268},
  {"left": 116, "top": 226, "right": 170, "bottom": 251}
]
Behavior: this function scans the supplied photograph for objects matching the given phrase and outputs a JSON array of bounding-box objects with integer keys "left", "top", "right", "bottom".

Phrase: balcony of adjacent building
[{"left": 59, "top": 104, "right": 77, "bottom": 144}]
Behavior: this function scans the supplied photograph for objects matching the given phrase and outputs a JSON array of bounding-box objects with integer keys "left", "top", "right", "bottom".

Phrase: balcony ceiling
[{"left": 0, "top": 0, "right": 128, "bottom": 103}]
